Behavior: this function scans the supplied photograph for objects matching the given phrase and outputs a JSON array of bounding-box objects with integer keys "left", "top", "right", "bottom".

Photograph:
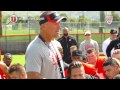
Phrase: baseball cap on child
[{"left": 72, "top": 50, "right": 82, "bottom": 57}]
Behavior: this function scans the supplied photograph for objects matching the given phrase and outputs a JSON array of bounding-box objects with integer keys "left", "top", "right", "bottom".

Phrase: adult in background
[
  {"left": 57, "top": 27, "right": 78, "bottom": 64},
  {"left": 106, "top": 29, "right": 120, "bottom": 57},
  {"left": 79, "top": 30, "right": 99, "bottom": 58},
  {"left": 25, "top": 11, "right": 67, "bottom": 79},
  {"left": 102, "top": 29, "right": 117, "bottom": 56},
  {"left": 3, "top": 53, "right": 12, "bottom": 67}
]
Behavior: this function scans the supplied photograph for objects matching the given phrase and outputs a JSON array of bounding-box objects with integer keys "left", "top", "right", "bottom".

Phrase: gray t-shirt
[
  {"left": 79, "top": 39, "right": 99, "bottom": 55},
  {"left": 25, "top": 36, "right": 64, "bottom": 79}
]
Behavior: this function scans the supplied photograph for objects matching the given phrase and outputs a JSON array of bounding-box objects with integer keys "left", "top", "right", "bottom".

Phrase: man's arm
[
  {"left": 73, "top": 38, "right": 79, "bottom": 48},
  {"left": 102, "top": 41, "right": 107, "bottom": 56},
  {"left": 106, "top": 40, "right": 115, "bottom": 57},
  {"left": 94, "top": 41, "right": 99, "bottom": 58},
  {"left": 27, "top": 72, "right": 44, "bottom": 79}
]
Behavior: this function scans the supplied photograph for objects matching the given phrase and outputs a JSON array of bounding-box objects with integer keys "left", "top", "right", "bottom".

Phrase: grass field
[
  {"left": 1, "top": 29, "right": 110, "bottom": 43},
  {"left": 1, "top": 55, "right": 25, "bottom": 66},
  {"left": 2, "top": 29, "right": 36, "bottom": 35},
  {"left": 1, "top": 55, "right": 106, "bottom": 66}
]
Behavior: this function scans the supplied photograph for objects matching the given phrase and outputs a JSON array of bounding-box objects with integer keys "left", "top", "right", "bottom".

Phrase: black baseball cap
[
  {"left": 110, "top": 29, "right": 118, "bottom": 35},
  {"left": 72, "top": 50, "right": 82, "bottom": 57},
  {"left": 39, "top": 11, "right": 67, "bottom": 25}
]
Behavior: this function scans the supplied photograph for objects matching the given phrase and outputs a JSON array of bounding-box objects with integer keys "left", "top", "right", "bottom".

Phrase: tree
[
  {"left": 60, "top": 13, "right": 67, "bottom": 17},
  {"left": 0, "top": 11, "right": 2, "bottom": 35},
  {"left": 111, "top": 11, "right": 120, "bottom": 21}
]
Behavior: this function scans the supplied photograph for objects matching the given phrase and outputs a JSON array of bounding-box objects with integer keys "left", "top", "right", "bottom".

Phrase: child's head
[{"left": 8, "top": 63, "right": 27, "bottom": 79}]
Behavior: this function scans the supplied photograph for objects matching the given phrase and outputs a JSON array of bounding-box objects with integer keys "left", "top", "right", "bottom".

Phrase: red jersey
[
  {"left": 83, "top": 63, "right": 99, "bottom": 78},
  {"left": 95, "top": 58, "right": 106, "bottom": 78},
  {"left": 0, "top": 67, "right": 7, "bottom": 79}
]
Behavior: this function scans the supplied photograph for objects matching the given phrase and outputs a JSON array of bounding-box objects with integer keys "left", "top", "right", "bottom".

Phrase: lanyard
[{"left": 38, "top": 34, "right": 64, "bottom": 78}]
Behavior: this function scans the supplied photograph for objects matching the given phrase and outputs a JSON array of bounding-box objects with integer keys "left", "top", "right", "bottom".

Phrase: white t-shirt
[
  {"left": 102, "top": 38, "right": 114, "bottom": 56},
  {"left": 25, "top": 36, "right": 64, "bottom": 79}
]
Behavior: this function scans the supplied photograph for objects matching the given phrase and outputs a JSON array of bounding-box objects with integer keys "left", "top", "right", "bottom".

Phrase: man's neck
[
  {"left": 110, "top": 37, "right": 115, "bottom": 41},
  {"left": 86, "top": 39, "right": 91, "bottom": 41},
  {"left": 40, "top": 33, "right": 53, "bottom": 42}
]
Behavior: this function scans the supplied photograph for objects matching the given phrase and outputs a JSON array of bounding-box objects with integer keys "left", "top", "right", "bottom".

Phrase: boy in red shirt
[{"left": 86, "top": 48, "right": 107, "bottom": 79}]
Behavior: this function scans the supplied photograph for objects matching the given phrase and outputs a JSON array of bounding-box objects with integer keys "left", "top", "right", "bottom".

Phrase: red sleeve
[
  {"left": 0, "top": 67, "right": 8, "bottom": 79},
  {"left": 95, "top": 58, "right": 107, "bottom": 78},
  {"left": 83, "top": 63, "right": 97, "bottom": 76},
  {"left": 64, "top": 69, "right": 68, "bottom": 77}
]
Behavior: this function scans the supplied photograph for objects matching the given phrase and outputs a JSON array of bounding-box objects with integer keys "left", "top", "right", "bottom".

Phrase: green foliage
[
  {"left": 60, "top": 13, "right": 68, "bottom": 17},
  {"left": 111, "top": 11, "right": 120, "bottom": 21},
  {"left": 2, "top": 15, "right": 11, "bottom": 23}
]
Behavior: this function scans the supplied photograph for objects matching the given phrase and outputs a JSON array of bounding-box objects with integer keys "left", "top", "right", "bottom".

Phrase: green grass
[{"left": 2, "top": 30, "right": 36, "bottom": 35}]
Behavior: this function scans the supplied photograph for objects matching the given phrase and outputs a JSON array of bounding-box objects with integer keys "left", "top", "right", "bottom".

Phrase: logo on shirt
[{"left": 85, "top": 45, "right": 94, "bottom": 50}]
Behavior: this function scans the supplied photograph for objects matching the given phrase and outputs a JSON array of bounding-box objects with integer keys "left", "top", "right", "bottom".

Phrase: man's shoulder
[
  {"left": 91, "top": 39, "right": 98, "bottom": 43},
  {"left": 26, "top": 36, "right": 43, "bottom": 52},
  {"left": 68, "top": 35, "right": 76, "bottom": 40},
  {"left": 97, "top": 58, "right": 107, "bottom": 63},
  {"left": 111, "top": 37, "right": 120, "bottom": 42},
  {"left": 80, "top": 40, "right": 86, "bottom": 44},
  {"left": 103, "top": 38, "right": 110, "bottom": 44}
]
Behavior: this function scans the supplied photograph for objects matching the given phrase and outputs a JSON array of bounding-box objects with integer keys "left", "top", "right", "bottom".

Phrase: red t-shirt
[
  {"left": 83, "top": 63, "right": 97, "bottom": 76},
  {"left": 95, "top": 58, "right": 106, "bottom": 78},
  {"left": 0, "top": 67, "right": 7, "bottom": 79}
]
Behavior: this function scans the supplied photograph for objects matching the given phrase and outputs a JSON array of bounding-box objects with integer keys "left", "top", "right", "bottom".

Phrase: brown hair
[
  {"left": 86, "top": 48, "right": 96, "bottom": 54},
  {"left": 68, "top": 61, "right": 83, "bottom": 77},
  {"left": 9, "top": 63, "right": 25, "bottom": 74},
  {"left": 103, "top": 57, "right": 120, "bottom": 67}
]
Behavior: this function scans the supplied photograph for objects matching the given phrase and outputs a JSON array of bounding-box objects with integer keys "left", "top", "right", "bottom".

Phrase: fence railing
[
  {"left": 1, "top": 21, "right": 119, "bottom": 54},
  {"left": 2, "top": 21, "right": 120, "bottom": 34},
  {"left": 0, "top": 33, "right": 110, "bottom": 54}
]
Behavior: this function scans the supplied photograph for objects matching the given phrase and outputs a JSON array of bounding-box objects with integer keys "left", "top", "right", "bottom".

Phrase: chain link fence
[{"left": 0, "top": 21, "right": 120, "bottom": 54}]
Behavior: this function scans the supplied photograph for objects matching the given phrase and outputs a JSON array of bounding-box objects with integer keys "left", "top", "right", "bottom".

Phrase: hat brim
[
  {"left": 55, "top": 17, "right": 67, "bottom": 23},
  {"left": 111, "top": 33, "right": 117, "bottom": 35}
]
